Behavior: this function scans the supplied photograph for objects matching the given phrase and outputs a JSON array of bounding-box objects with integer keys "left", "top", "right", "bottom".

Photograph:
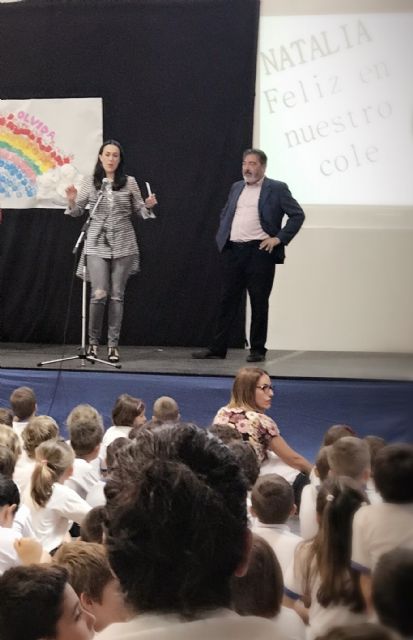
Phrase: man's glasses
[{"left": 256, "top": 384, "right": 273, "bottom": 394}]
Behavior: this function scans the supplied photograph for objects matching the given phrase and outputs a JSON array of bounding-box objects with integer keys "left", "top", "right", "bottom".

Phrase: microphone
[{"left": 101, "top": 177, "right": 110, "bottom": 190}]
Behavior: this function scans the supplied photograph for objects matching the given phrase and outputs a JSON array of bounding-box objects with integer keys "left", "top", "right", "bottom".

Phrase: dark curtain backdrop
[{"left": 0, "top": 0, "right": 259, "bottom": 347}]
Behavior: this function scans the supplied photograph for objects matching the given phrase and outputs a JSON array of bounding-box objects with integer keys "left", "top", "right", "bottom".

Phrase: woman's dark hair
[
  {"left": 0, "top": 565, "right": 68, "bottom": 640},
  {"left": 93, "top": 139, "right": 127, "bottom": 191},
  {"left": 231, "top": 533, "right": 283, "bottom": 618}
]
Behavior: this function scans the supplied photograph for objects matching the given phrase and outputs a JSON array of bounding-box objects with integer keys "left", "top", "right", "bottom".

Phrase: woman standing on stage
[{"left": 65, "top": 140, "right": 157, "bottom": 363}]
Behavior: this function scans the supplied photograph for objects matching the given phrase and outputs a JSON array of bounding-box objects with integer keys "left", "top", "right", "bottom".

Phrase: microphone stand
[{"left": 38, "top": 189, "right": 121, "bottom": 369}]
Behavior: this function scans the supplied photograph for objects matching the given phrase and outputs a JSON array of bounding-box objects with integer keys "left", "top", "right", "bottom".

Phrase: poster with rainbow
[{"left": 0, "top": 98, "right": 102, "bottom": 209}]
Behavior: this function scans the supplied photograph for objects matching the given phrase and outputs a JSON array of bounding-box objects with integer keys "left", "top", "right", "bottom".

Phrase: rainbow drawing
[{"left": 0, "top": 112, "right": 72, "bottom": 201}]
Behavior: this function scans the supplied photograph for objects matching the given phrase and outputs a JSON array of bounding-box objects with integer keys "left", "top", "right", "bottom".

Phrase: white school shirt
[
  {"left": 12, "top": 420, "right": 29, "bottom": 445},
  {"left": 95, "top": 609, "right": 289, "bottom": 640},
  {"left": 65, "top": 458, "right": 101, "bottom": 499},
  {"left": 284, "top": 544, "right": 368, "bottom": 640},
  {"left": 352, "top": 502, "right": 413, "bottom": 573},
  {"left": 100, "top": 426, "right": 131, "bottom": 460},
  {"left": 0, "top": 527, "right": 20, "bottom": 575},
  {"left": 251, "top": 521, "right": 303, "bottom": 576},
  {"left": 259, "top": 450, "right": 300, "bottom": 484},
  {"left": 13, "top": 451, "right": 36, "bottom": 495},
  {"left": 12, "top": 504, "right": 36, "bottom": 538},
  {"left": 272, "top": 606, "right": 306, "bottom": 640},
  {"left": 86, "top": 480, "right": 106, "bottom": 507},
  {"left": 24, "top": 482, "right": 91, "bottom": 552},
  {"left": 299, "top": 483, "right": 319, "bottom": 540}
]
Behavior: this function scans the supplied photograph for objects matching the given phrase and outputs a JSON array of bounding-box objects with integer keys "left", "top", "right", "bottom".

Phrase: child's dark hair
[
  {"left": 231, "top": 533, "right": 283, "bottom": 618},
  {"left": 322, "top": 424, "right": 356, "bottom": 446},
  {"left": 0, "top": 474, "right": 20, "bottom": 509},
  {"left": 227, "top": 441, "right": 260, "bottom": 489},
  {"left": 80, "top": 506, "right": 107, "bottom": 543},
  {"left": 373, "top": 443, "right": 413, "bottom": 503},
  {"left": 251, "top": 473, "right": 294, "bottom": 524},
  {"left": 372, "top": 547, "right": 413, "bottom": 638}
]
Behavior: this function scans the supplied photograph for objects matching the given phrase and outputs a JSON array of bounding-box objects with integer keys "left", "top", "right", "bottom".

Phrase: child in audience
[
  {"left": 208, "top": 422, "right": 242, "bottom": 444},
  {"left": 13, "top": 415, "right": 59, "bottom": 494},
  {"left": 229, "top": 441, "right": 260, "bottom": 491},
  {"left": 9, "top": 386, "right": 37, "bottom": 443},
  {"left": 284, "top": 477, "right": 368, "bottom": 639},
  {"left": 351, "top": 443, "right": 413, "bottom": 611},
  {"left": 300, "top": 446, "right": 331, "bottom": 540},
  {"left": 86, "top": 437, "right": 129, "bottom": 507},
  {"left": 0, "top": 425, "right": 21, "bottom": 462},
  {"left": 152, "top": 396, "right": 180, "bottom": 425},
  {"left": 101, "top": 394, "right": 146, "bottom": 456},
  {"left": 24, "top": 439, "right": 91, "bottom": 553},
  {"left": 0, "top": 564, "right": 95, "bottom": 640},
  {"left": 54, "top": 541, "right": 129, "bottom": 632},
  {"left": 0, "top": 474, "right": 44, "bottom": 575},
  {"left": 322, "top": 425, "right": 356, "bottom": 446},
  {"left": 251, "top": 473, "right": 302, "bottom": 576},
  {"left": 231, "top": 533, "right": 306, "bottom": 640},
  {"left": 0, "top": 408, "right": 14, "bottom": 427},
  {"left": 66, "top": 405, "right": 103, "bottom": 499},
  {"left": 80, "top": 506, "right": 107, "bottom": 543},
  {"left": 372, "top": 547, "right": 413, "bottom": 639},
  {"left": 364, "top": 436, "right": 386, "bottom": 505},
  {"left": 327, "top": 437, "right": 371, "bottom": 487},
  {"left": 0, "top": 445, "right": 16, "bottom": 478}
]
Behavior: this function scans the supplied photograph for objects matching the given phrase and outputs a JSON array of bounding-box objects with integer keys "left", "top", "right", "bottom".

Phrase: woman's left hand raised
[{"left": 145, "top": 194, "right": 158, "bottom": 209}]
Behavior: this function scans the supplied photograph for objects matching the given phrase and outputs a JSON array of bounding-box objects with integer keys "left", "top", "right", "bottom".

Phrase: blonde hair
[
  {"left": 31, "top": 440, "right": 74, "bottom": 507},
  {"left": 228, "top": 367, "right": 268, "bottom": 412},
  {"left": 152, "top": 396, "right": 179, "bottom": 423},
  {"left": 66, "top": 404, "right": 103, "bottom": 457},
  {"left": 0, "top": 424, "right": 21, "bottom": 460},
  {"left": 328, "top": 437, "right": 370, "bottom": 481},
  {"left": 22, "top": 416, "right": 59, "bottom": 459},
  {"left": 53, "top": 542, "right": 113, "bottom": 602}
]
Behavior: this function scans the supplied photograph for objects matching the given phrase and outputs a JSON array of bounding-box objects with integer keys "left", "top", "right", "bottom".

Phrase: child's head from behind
[
  {"left": 31, "top": 439, "right": 75, "bottom": 507},
  {"left": 231, "top": 533, "right": 283, "bottom": 618},
  {"left": 315, "top": 446, "right": 331, "bottom": 482},
  {"left": 328, "top": 436, "right": 370, "bottom": 483},
  {"left": 80, "top": 506, "right": 107, "bottom": 544},
  {"left": 9, "top": 386, "right": 36, "bottom": 421},
  {"left": 251, "top": 473, "right": 294, "bottom": 524},
  {"left": 0, "top": 474, "right": 20, "bottom": 527},
  {"left": 152, "top": 396, "right": 180, "bottom": 424},
  {"left": 374, "top": 443, "right": 413, "bottom": 503},
  {"left": 22, "top": 415, "right": 59, "bottom": 459},
  {"left": 322, "top": 424, "right": 356, "bottom": 446},
  {"left": 53, "top": 542, "right": 127, "bottom": 632},
  {"left": 372, "top": 547, "right": 413, "bottom": 638},
  {"left": 66, "top": 404, "right": 104, "bottom": 459}
]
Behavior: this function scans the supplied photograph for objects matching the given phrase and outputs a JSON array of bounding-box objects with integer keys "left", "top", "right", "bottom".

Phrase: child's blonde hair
[
  {"left": 31, "top": 439, "right": 74, "bottom": 507},
  {"left": 152, "top": 396, "right": 179, "bottom": 423},
  {"left": 22, "top": 415, "right": 59, "bottom": 459}
]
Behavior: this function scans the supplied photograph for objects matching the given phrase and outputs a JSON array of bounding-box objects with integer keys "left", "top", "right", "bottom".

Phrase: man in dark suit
[{"left": 193, "top": 149, "right": 304, "bottom": 362}]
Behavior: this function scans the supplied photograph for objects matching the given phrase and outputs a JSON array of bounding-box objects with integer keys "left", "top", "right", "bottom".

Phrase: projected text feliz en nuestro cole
[{"left": 260, "top": 20, "right": 371, "bottom": 74}]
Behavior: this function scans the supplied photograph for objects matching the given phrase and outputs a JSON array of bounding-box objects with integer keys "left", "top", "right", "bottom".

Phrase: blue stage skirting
[{"left": 0, "top": 369, "right": 411, "bottom": 462}]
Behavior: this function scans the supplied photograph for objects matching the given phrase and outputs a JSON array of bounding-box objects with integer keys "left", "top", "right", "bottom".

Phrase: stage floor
[{"left": 0, "top": 342, "right": 411, "bottom": 381}]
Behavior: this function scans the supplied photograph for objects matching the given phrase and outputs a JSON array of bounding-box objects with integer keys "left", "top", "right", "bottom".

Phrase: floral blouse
[{"left": 213, "top": 406, "right": 279, "bottom": 464}]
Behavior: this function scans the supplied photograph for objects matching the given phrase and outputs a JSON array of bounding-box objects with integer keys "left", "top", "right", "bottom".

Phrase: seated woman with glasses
[{"left": 213, "top": 367, "right": 312, "bottom": 507}]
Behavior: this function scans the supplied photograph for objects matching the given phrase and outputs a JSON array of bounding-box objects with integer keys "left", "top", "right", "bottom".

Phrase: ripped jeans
[{"left": 87, "top": 254, "right": 135, "bottom": 347}]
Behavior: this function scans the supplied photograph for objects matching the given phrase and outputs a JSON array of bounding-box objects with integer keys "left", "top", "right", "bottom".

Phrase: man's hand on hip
[{"left": 259, "top": 237, "right": 281, "bottom": 253}]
